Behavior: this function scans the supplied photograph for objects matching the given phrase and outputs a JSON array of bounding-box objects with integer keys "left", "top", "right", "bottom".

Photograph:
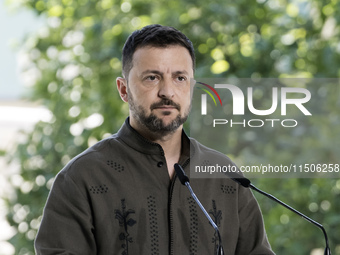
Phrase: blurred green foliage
[{"left": 4, "top": 0, "right": 340, "bottom": 254}]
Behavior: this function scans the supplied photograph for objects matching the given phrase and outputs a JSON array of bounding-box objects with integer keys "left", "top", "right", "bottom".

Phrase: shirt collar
[{"left": 116, "top": 117, "right": 192, "bottom": 164}]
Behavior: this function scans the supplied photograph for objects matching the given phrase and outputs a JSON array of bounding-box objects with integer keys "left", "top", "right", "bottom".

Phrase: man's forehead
[{"left": 131, "top": 45, "right": 194, "bottom": 70}]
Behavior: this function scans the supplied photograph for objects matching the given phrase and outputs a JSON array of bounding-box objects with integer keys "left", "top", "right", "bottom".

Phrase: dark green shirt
[{"left": 35, "top": 118, "right": 274, "bottom": 255}]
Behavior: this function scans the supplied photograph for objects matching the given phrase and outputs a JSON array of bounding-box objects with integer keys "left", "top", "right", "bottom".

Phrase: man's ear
[{"left": 116, "top": 77, "right": 129, "bottom": 102}]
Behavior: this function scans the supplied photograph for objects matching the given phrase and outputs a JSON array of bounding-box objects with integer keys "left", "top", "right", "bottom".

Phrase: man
[{"left": 35, "top": 24, "right": 274, "bottom": 254}]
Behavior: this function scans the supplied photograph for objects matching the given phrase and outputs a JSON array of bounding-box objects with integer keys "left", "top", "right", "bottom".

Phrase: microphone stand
[
  {"left": 174, "top": 164, "right": 224, "bottom": 255},
  {"left": 231, "top": 176, "right": 331, "bottom": 255},
  {"left": 249, "top": 184, "right": 331, "bottom": 255},
  {"left": 185, "top": 182, "right": 224, "bottom": 255}
]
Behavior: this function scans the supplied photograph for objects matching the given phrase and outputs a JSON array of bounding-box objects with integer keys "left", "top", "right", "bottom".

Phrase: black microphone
[
  {"left": 227, "top": 172, "right": 331, "bottom": 255},
  {"left": 174, "top": 163, "right": 224, "bottom": 255}
]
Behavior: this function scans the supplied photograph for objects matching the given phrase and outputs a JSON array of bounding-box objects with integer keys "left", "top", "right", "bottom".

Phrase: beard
[{"left": 127, "top": 87, "right": 190, "bottom": 135}]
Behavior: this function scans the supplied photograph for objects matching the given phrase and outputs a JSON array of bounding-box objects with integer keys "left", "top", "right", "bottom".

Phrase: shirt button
[{"left": 157, "top": 161, "right": 164, "bottom": 167}]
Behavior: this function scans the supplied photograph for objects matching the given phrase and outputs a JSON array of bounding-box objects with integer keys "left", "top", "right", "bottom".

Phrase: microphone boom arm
[
  {"left": 174, "top": 163, "right": 224, "bottom": 255},
  {"left": 249, "top": 183, "right": 331, "bottom": 255},
  {"left": 185, "top": 182, "right": 223, "bottom": 245},
  {"left": 186, "top": 183, "right": 218, "bottom": 229}
]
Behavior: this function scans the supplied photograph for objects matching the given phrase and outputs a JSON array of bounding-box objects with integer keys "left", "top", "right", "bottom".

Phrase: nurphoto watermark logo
[
  {"left": 190, "top": 78, "right": 339, "bottom": 179},
  {"left": 196, "top": 81, "right": 312, "bottom": 128}
]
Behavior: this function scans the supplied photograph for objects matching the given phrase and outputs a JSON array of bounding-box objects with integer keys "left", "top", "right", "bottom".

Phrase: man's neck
[{"left": 138, "top": 124, "right": 183, "bottom": 159}]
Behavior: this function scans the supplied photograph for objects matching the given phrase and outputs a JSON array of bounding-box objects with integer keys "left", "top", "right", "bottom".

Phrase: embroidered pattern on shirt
[
  {"left": 114, "top": 199, "right": 137, "bottom": 255},
  {"left": 107, "top": 160, "right": 125, "bottom": 172},
  {"left": 221, "top": 185, "right": 236, "bottom": 194},
  {"left": 188, "top": 197, "right": 198, "bottom": 255},
  {"left": 202, "top": 159, "right": 211, "bottom": 167},
  {"left": 147, "top": 196, "right": 159, "bottom": 255},
  {"left": 209, "top": 200, "right": 222, "bottom": 255},
  {"left": 89, "top": 184, "right": 108, "bottom": 194}
]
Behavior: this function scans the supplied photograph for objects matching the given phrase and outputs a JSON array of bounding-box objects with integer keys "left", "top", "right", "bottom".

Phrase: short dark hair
[{"left": 122, "top": 24, "right": 195, "bottom": 79}]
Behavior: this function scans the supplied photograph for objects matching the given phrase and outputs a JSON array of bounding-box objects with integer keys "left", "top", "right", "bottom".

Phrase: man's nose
[{"left": 158, "top": 78, "right": 175, "bottom": 99}]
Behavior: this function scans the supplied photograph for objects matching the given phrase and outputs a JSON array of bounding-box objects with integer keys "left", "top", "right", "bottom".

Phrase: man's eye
[
  {"left": 146, "top": 76, "right": 157, "bottom": 81},
  {"left": 177, "top": 76, "right": 186, "bottom": 81}
]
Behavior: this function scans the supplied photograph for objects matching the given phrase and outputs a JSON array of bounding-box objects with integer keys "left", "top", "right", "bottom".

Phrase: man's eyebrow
[
  {"left": 173, "top": 70, "right": 189, "bottom": 75},
  {"left": 140, "top": 70, "right": 189, "bottom": 76},
  {"left": 140, "top": 70, "right": 163, "bottom": 76}
]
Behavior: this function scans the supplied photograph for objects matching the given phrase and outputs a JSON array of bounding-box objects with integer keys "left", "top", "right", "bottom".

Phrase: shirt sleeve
[
  {"left": 235, "top": 185, "right": 275, "bottom": 255},
  {"left": 34, "top": 169, "right": 96, "bottom": 255}
]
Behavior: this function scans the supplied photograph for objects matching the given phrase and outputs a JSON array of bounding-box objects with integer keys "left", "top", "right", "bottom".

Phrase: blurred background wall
[{"left": 0, "top": 2, "right": 47, "bottom": 253}]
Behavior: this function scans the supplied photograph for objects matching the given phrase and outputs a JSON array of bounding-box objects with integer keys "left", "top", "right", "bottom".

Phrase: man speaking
[{"left": 35, "top": 24, "right": 274, "bottom": 255}]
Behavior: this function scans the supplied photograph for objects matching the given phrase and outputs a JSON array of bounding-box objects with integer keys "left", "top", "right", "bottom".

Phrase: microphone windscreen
[
  {"left": 231, "top": 177, "right": 251, "bottom": 188},
  {"left": 174, "top": 163, "right": 190, "bottom": 185},
  {"left": 222, "top": 171, "right": 251, "bottom": 188}
]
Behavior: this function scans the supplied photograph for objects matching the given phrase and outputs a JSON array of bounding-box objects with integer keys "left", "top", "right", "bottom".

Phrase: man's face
[{"left": 121, "top": 45, "right": 194, "bottom": 135}]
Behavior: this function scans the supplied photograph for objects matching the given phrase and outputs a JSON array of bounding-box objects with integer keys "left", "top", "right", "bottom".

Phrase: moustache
[{"left": 150, "top": 99, "right": 181, "bottom": 111}]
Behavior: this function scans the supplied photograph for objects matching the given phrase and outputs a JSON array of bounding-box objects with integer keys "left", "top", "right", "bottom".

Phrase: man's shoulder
[
  {"left": 59, "top": 134, "right": 122, "bottom": 175},
  {"left": 189, "top": 137, "right": 234, "bottom": 163}
]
